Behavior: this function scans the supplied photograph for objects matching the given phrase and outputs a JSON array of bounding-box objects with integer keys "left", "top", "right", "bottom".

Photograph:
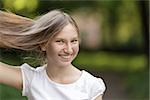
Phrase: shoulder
[
  {"left": 20, "top": 63, "right": 45, "bottom": 80},
  {"left": 21, "top": 63, "right": 45, "bottom": 73},
  {"left": 21, "top": 63, "right": 35, "bottom": 71},
  {"left": 83, "top": 70, "right": 104, "bottom": 84},
  {"left": 82, "top": 70, "right": 106, "bottom": 94}
]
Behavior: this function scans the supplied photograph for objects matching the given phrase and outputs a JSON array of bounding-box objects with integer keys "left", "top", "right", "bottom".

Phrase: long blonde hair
[{"left": 0, "top": 10, "right": 79, "bottom": 51}]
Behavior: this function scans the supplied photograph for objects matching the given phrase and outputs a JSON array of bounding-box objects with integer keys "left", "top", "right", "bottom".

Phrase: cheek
[
  {"left": 46, "top": 45, "right": 58, "bottom": 55},
  {"left": 73, "top": 44, "right": 79, "bottom": 53}
]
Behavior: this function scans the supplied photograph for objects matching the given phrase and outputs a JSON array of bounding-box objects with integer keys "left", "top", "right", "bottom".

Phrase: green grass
[
  {"left": 73, "top": 51, "right": 148, "bottom": 72},
  {"left": 124, "top": 69, "right": 149, "bottom": 100},
  {"left": 0, "top": 50, "right": 147, "bottom": 72},
  {"left": 0, "top": 50, "right": 148, "bottom": 100},
  {"left": 0, "top": 84, "right": 27, "bottom": 100}
]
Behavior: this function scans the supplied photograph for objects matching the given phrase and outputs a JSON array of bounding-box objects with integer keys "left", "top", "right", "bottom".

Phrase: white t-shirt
[{"left": 21, "top": 63, "right": 106, "bottom": 100}]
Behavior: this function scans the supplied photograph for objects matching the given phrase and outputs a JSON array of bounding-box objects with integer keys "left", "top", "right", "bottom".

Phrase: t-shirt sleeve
[
  {"left": 21, "top": 63, "right": 35, "bottom": 96},
  {"left": 90, "top": 77, "right": 106, "bottom": 100}
]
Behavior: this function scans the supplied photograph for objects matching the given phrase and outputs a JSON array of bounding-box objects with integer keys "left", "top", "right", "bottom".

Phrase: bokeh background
[{"left": 0, "top": 0, "right": 149, "bottom": 100}]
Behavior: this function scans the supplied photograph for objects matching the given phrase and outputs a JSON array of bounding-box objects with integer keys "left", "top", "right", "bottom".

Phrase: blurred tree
[
  {"left": 1, "top": 0, "right": 38, "bottom": 17},
  {"left": 0, "top": 1, "right": 148, "bottom": 100},
  {"left": 137, "top": 1, "right": 149, "bottom": 57},
  {"left": 99, "top": 0, "right": 145, "bottom": 53},
  {"left": 1, "top": 0, "right": 146, "bottom": 53}
]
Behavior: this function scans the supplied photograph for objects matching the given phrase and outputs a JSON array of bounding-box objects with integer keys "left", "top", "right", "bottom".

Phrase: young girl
[{"left": 0, "top": 10, "right": 106, "bottom": 100}]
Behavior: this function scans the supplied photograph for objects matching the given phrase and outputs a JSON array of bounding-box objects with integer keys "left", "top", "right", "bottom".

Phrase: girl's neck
[
  {"left": 46, "top": 63, "right": 81, "bottom": 84},
  {"left": 46, "top": 63, "right": 74, "bottom": 77}
]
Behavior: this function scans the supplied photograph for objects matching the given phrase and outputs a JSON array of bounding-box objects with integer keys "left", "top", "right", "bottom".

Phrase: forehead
[{"left": 54, "top": 24, "right": 78, "bottom": 39}]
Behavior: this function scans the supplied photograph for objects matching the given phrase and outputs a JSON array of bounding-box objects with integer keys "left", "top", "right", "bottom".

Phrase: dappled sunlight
[{"left": 3, "top": 0, "right": 38, "bottom": 14}]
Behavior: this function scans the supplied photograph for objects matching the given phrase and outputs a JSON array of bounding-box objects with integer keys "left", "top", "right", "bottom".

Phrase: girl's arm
[
  {"left": 0, "top": 62, "right": 22, "bottom": 90},
  {"left": 95, "top": 95, "right": 103, "bottom": 100}
]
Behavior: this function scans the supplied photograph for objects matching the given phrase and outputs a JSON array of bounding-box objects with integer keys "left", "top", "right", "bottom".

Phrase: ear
[{"left": 40, "top": 43, "right": 46, "bottom": 51}]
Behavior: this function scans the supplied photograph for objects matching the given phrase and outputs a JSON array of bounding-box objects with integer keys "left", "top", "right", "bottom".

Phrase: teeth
[{"left": 60, "top": 55, "right": 71, "bottom": 59}]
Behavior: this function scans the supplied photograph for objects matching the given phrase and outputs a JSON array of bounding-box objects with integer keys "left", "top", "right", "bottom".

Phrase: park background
[{"left": 0, "top": 0, "right": 149, "bottom": 100}]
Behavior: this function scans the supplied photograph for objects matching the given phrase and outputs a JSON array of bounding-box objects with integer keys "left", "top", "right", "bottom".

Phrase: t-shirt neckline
[{"left": 44, "top": 68, "right": 85, "bottom": 87}]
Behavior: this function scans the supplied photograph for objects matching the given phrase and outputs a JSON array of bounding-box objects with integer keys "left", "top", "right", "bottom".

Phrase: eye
[
  {"left": 55, "top": 40, "right": 64, "bottom": 44},
  {"left": 71, "top": 39, "right": 78, "bottom": 43},
  {"left": 56, "top": 40, "right": 62, "bottom": 42}
]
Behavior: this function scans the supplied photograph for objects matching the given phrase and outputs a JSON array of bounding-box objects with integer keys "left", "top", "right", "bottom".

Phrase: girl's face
[{"left": 45, "top": 24, "right": 79, "bottom": 67}]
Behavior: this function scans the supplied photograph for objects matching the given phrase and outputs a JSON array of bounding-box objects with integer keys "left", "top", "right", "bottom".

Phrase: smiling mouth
[{"left": 59, "top": 54, "right": 72, "bottom": 60}]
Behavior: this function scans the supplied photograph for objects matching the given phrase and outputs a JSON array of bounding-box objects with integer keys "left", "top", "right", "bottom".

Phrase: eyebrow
[{"left": 54, "top": 37, "right": 78, "bottom": 40}]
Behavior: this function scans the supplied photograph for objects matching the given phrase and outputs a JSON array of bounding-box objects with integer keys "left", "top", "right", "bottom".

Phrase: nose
[{"left": 64, "top": 43, "right": 73, "bottom": 54}]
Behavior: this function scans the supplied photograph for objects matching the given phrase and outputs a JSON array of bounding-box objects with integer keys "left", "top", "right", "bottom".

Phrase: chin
[
  {"left": 58, "top": 61, "right": 72, "bottom": 67},
  {"left": 56, "top": 56, "right": 76, "bottom": 67}
]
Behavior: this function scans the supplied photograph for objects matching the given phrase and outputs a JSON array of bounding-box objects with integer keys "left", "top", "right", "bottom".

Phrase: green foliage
[
  {"left": 124, "top": 69, "right": 149, "bottom": 100},
  {"left": 1, "top": 0, "right": 145, "bottom": 51},
  {"left": 0, "top": 84, "right": 27, "bottom": 100},
  {"left": 0, "top": 49, "right": 23, "bottom": 65},
  {"left": 73, "top": 51, "right": 147, "bottom": 72},
  {"left": 0, "top": 0, "right": 148, "bottom": 100}
]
